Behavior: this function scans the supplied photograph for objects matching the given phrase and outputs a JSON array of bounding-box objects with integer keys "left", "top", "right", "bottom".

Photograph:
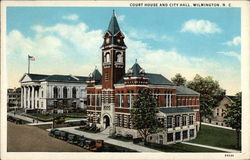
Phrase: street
[{"left": 7, "top": 122, "right": 88, "bottom": 152}]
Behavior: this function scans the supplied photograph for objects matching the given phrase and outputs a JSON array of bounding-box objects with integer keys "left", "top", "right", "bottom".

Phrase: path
[
  {"left": 7, "top": 112, "right": 41, "bottom": 123},
  {"left": 55, "top": 126, "right": 161, "bottom": 152},
  {"left": 201, "top": 122, "right": 234, "bottom": 130},
  {"left": 182, "top": 142, "right": 241, "bottom": 153}
]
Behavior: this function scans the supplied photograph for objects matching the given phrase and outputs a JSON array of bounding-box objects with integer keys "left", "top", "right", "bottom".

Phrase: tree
[
  {"left": 171, "top": 73, "right": 187, "bottom": 86},
  {"left": 224, "top": 92, "right": 241, "bottom": 149},
  {"left": 187, "top": 74, "right": 225, "bottom": 124},
  {"left": 131, "top": 88, "right": 159, "bottom": 145}
]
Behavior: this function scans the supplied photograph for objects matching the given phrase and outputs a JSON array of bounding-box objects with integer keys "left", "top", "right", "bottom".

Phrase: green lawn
[
  {"left": 27, "top": 112, "right": 87, "bottom": 121},
  {"left": 189, "top": 124, "right": 241, "bottom": 150},
  {"left": 144, "top": 142, "right": 224, "bottom": 152}
]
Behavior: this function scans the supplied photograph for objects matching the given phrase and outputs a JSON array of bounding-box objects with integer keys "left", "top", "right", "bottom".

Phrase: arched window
[
  {"left": 72, "top": 87, "right": 76, "bottom": 98},
  {"left": 53, "top": 87, "right": 58, "bottom": 98},
  {"left": 116, "top": 52, "right": 123, "bottom": 63},
  {"left": 63, "top": 87, "right": 67, "bottom": 98},
  {"left": 104, "top": 52, "right": 110, "bottom": 63}
]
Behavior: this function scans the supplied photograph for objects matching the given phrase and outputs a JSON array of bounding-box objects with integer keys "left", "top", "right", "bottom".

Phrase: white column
[
  {"left": 31, "top": 86, "right": 35, "bottom": 109},
  {"left": 27, "top": 86, "right": 30, "bottom": 108},
  {"left": 35, "top": 89, "right": 38, "bottom": 108},
  {"left": 24, "top": 86, "right": 27, "bottom": 108},
  {"left": 169, "top": 94, "right": 172, "bottom": 107},
  {"left": 60, "top": 86, "right": 63, "bottom": 98},
  {"left": 21, "top": 87, "right": 23, "bottom": 108},
  {"left": 51, "top": 85, "right": 54, "bottom": 98},
  {"left": 166, "top": 94, "right": 168, "bottom": 107}
]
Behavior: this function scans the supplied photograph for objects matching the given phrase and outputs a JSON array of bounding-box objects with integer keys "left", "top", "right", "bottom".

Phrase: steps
[{"left": 101, "top": 126, "right": 110, "bottom": 135}]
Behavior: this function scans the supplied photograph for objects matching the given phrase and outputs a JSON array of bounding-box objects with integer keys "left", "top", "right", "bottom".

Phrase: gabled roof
[
  {"left": 226, "top": 95, "right": 237, "bottom": 102},
  {"left": 176, "top": 86, "right": 199, "bottom": 95},
  {"left": 160, "top": 107, "right": 194, "bottom": 114},
  {"left": 130, "top": 62, "right": 142, "bottom": 77},
  {"left": 107, "top": 11, "right": 121, "bottom": 35}
]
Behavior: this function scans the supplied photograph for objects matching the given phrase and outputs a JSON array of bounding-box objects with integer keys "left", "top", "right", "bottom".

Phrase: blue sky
[{"left": 6, "top": 7, "right": 241, "bottom": 94}]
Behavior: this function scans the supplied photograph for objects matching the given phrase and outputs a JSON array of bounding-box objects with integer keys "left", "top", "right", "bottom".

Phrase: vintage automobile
[
  {"left": 59, "top": 130, "right": 69, "bottom": 140},
  {"left": 83, "top": 139, "right": 96, "bottom": 150},
  {"left": 90, "top": 139, "right": 104, "bottom": 152},
  {"left": 77, "top": 135, "right": 87, "bottom": 147},
  {"left": 67, "top": 134, "right": 78, "bottom": 144}
]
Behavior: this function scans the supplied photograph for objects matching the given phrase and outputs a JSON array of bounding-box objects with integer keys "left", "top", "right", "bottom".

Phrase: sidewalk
[
  {"left": 56, "top": 126, "right": 161, "bottom": 152},
  {"left": 182, "top": 142, "right": 241, "bottom": 153},
  {"left": 201, "top": 122, "right": 234, "bottom": 130},
  {"left": 7, "top": 112, "right": 41, "bottom": 123}
]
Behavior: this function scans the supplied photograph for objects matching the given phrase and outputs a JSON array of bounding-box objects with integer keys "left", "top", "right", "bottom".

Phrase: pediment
[{"left": 20, "top": 74, "right": 32, "bottom": 82}]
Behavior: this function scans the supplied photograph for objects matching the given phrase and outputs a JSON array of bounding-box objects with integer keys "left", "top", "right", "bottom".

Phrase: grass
[
  {"left": 189, "top": 124, "right": 241, "bottom": 150},
  {"left": 144, "top": 142, "right": 224, "bottom": 152},
  {"left": 109, "top": 135, "right": 133, "bottom": 142}
]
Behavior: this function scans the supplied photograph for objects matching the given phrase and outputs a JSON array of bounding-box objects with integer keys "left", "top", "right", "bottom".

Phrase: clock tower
[{"left": 101, "top": 10, "right": 127, "bottom": 89}]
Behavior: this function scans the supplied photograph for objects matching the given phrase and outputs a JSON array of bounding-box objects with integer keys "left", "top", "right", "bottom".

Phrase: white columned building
[{"left": 19, "top": 73, "right": 88, "bottom": 112}]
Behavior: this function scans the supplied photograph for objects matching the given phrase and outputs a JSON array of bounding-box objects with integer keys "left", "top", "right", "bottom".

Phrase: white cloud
[
  {"left": 181, "top": 19, "right": 221, "bottom": 34},
  {"left": 217, "top": 51, "right": 241, "bottom": 61},
  {"left": 7, "top": 21, "right": 240, "bottom": 94},
  {"left": 223, "top": 36, "right": 241, "bottom": 46},
  {"left": 62, "top": 14, "right": 79, "bottom": 21},
  {"left": 117, "top": 14, "right": 125, "bottom": 22}
]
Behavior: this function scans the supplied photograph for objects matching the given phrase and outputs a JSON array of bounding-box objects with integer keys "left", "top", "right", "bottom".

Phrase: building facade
[
  {"left": 86, "top": 12, "right": 200, "bottom": 143},
  {"left": 7, "top": 88, "right": 21, "bottom": 108},
  {"left": 19, "top": 73, "right": 88, "bottom": 112},
  {"left": 211, "top": 95, "right": 236, "bottom": 126}
]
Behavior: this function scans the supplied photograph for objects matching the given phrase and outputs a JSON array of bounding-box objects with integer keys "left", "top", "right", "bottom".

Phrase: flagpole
[{"left": 28, "top": 55, "right": 30, "bottom": 74}]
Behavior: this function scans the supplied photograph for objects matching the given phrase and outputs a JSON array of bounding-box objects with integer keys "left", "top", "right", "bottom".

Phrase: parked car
[
  {"left": 59, "top": 130, "right": 69, "bottom": 140},
  {"left": 67, "top": 134, "right": 78, "bottom": 144},
  {"left": 83, "top": 139, "right": 96, "bottom": 150},
  {"left": 77, "top": 135, "right": 87, "bottom": 147},
  {"left": 90, "top": 139, "right": 104, "bottom": 152}
]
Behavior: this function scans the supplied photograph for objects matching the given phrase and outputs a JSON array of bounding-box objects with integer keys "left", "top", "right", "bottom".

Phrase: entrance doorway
[{"left": 103, "top": 115, "right": 110, "bottom": 129}]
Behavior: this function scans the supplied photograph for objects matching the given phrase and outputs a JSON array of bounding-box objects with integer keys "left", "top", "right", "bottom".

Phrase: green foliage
[
  {"left": 224, "top": 92, "right": 241, "bottom": 149},
  {"left": 131, "top": 88, "right": 159, "bottom": 144},
  {"left": 171, "top": 73, "right": 187, "bottom": 86},
  {"left": 187, "top": 74, "right": 225, "bottom": 121}
]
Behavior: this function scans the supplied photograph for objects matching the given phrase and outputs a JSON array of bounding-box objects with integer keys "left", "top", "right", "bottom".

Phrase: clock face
[
  {"left": 117, "top": 38, "right": 121, "bottom": 43},
  {"left": 106, "top": 38, "right": 110, "bottom": 44}
]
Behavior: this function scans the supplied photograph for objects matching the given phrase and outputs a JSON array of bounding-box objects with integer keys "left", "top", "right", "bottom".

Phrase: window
[
  {"left": 127, "top": 91, "right": 131, "bottom": 108},
  {"left": 175, "top": 116, "right": 180, "bottom": 127},
  {"left": 116, "top": 52, "right": 123, "bottom": 63},
  {"left": 217, "top": 108, "right": 219, "bottom": 116},
  {"left": 182, "top": 130, "right": 188, "bottom": 139},
  {"left": 72, "top": 87, "right": 76, "bottom": 98},
  {"left": 189, "top": 129, "right": 194, "bottom": 138},
  {"left": 189, "top": 115, "right": 194, "bottom": 125},
  {"left": 63, "top": 87, "right": 67, "bottom": 98},
  {"left": 167, "top": 133, "right": 173, "bottom": 142},
  {"left": 105, "top": 72, "right": 109, "bottom": 80},
  {"left": 175, "top": 132, "right": 181, "bottom": 141},
  {"left": 182, "top": 116, "right": 187, "bottom": 126},
  {"left": 159, "top": 135, "right": 163, "bottom": 144},
  {"left": 53, "top": 87, "right": 58, "bottom": 98},
  {"left": 167, "top": 116, "right": 173, "bottom": 128}
]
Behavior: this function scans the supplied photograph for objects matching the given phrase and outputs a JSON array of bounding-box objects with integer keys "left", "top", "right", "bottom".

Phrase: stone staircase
[{"left": 100, "top": 126, "right": 110, "bottom": 135}]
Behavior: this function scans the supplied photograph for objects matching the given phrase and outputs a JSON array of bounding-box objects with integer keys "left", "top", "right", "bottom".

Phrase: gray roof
[
  {"left": 22, "top": 73, "right": 88, "bottom": 83},
  {"left": 116, "top": 63, "right": 173, "bottom": 85},
  {"left": 160, "top": 107, "right": 194, "bottom": 114},
  {"left": 107, "top": 11, "right": 120, "bottom": 35},
  {"left": 176, "top": 86, "right": 199, "bottom": 95}
]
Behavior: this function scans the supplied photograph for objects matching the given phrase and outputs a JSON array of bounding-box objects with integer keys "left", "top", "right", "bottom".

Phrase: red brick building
[{"left": 86, "top": 12, "right": 200, "bottom": 144}]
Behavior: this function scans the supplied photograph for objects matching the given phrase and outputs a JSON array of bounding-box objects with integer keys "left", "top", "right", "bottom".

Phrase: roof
[
  {"left": 160, "top": 107, "right": 194, "bottom": 114},
  {"left": 107, "top": 11, "right": 121, "bottom": 35},
  {"left": 226, "top": 95, "right": 237, "bottom": 102},
  {"left": 21, "top": 73, "right": 87, "bottom": 83},
  {"left": 116, "top": 62, "right": 173, "bottom": 85},
  {"left": 91, "top": 69, "right": 102, "bottom": 81},
  {"left": 27, "top": 74, "right": 49, "bottom": 81},
  {"left": 176, "top": 86, "right": 199, "bottom": 95}
]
